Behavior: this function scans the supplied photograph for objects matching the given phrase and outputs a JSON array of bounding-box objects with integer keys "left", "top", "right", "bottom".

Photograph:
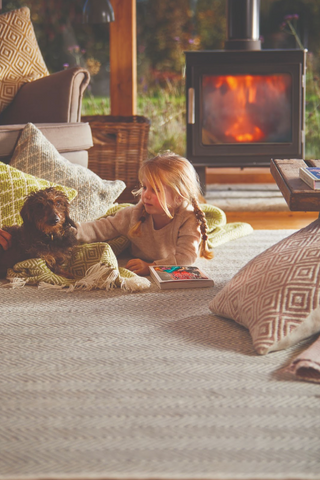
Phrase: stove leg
[{"left": 196, "top": 167, "right": 206, "bottom": 195}]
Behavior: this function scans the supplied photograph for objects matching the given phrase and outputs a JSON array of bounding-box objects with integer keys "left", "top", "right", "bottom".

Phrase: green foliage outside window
[{"left": 2, "top": 0, "right": 320, "bottom": 157}]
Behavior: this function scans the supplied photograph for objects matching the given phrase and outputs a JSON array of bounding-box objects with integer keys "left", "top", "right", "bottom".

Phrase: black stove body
[{"left": 185, "top": 0, "right": 306, "bottom": 185}]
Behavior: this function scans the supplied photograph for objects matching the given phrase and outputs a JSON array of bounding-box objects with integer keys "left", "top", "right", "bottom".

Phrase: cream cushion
[
  {"left": 0, "top": 7, "right": 49, "bottom": 113},
  {"left": 209, "top": 220, "right": 320, "bottom": 355},
  {"left": 10, "top": 123, "right": 126, "bottom": 223}
]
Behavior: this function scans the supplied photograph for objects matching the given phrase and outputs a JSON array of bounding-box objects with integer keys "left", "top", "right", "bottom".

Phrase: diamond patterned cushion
[
  {"left": 0, "top": 161, "right": 77, "bottom": 228},
  {"left": 209, "top": 220, "right": 320, "bottom": 355},
  {"left": 10, "top": 123, "right": 126, "bottom": 223},
  {"left": 0, "top": 7, "right": 49, "bottom": 113}
]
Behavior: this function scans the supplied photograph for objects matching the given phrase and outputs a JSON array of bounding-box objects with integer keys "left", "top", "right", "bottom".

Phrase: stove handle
[{"left": 187, "top": 88, "right": 195, "bottom": 124}]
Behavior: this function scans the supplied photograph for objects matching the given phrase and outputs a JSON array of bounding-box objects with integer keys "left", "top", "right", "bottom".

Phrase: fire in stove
[{"left": 202, "top": 73, "right": 292, "bottom": 145}]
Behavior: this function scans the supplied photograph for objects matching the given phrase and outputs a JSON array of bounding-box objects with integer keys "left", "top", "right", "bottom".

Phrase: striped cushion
[{"left": 0, "top": 7, "right": 48, "bottom": 113}]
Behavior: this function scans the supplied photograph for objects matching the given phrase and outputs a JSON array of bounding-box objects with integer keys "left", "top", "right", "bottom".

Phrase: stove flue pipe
[{"left": 225, "top": 0, "right": 261, "bottom": 50}]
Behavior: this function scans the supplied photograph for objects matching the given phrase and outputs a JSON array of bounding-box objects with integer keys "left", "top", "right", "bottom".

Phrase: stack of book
[{"left": 299, "top": 166, "right": 320, "bottom": 190}]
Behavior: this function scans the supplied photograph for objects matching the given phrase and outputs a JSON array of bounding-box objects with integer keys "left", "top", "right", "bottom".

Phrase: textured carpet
[
  {"left": 205, "top": 183, "right": 290, "bottom": 211},
  {"left": 1, "top": 229, "right": 320, "bottom": 480}
]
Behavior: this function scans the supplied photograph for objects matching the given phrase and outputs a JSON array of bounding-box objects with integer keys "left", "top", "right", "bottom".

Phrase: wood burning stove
[{"left": 185, "top": 0, "right": 306, "bottom": 188}]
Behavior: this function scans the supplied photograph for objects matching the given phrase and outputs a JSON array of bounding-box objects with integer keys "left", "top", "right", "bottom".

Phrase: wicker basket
[{"left": 82, "top": 115, "right": 150, "bottom": 203}]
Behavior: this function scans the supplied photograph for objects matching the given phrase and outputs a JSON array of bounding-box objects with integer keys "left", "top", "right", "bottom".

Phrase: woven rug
[
  {"left": 205, "top": 183, "right": 290, "bottom": 211},
  {"left": 1, "top": 229, "right": 320, "bottom": 480}
]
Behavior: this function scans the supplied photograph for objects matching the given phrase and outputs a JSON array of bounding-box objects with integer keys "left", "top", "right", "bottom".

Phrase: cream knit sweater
[{"left": 76, "top": 201, "right": 201, "bottom": 265}]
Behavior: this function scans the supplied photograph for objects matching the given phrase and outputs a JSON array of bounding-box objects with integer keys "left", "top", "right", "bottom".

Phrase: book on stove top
[
  {"left": 149, "top": 265, "right": 214, "bottom": 290},
  {"left": 299, "top": 166, "right": 320, "bottom": 189}
]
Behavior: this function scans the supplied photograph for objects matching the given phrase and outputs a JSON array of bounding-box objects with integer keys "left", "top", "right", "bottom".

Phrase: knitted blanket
[{"left": 4, "top": 203, "right": 253, "bottom": 290}]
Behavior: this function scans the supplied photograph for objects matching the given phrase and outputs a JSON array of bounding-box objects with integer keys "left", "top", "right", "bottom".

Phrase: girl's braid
[{"left": 192, "top": 198, "right": 214, "bottom": 260}]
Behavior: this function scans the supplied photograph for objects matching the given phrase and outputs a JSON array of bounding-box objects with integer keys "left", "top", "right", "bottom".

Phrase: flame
[
  {"left": 227, "top": 123, "right": 264, "bottom": 143},
  {"left": 202, "top": 74, "right": 291, "bottom": 144}
]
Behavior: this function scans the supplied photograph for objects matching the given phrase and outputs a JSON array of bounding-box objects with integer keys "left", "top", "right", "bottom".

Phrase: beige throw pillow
[
  {"left": 209, "top": 220, "right": 320, "bottom": 355},
  {"left": 0, "top": 7, "right": 49, "bottom": 113},
  {"left": 10, "top": 123, "right": 126, "bottom": 223}
]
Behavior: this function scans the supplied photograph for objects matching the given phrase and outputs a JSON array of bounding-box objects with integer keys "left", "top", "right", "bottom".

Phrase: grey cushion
[{"left": 10, "top": 123, "right": 126, "bottom": 223}]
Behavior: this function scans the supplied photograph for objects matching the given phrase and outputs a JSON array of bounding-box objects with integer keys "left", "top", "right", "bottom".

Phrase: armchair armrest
[{"left": 0, "top": 66, "right": 90, "bottom": 125}]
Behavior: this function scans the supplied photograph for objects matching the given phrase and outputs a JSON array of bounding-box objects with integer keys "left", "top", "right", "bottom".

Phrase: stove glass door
[{"left": 202, "top": 74, "right": 292, "bottom": 145}]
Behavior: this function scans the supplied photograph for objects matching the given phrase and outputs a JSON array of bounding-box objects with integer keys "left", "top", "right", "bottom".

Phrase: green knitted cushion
[{"left": 0, "top": 161, "right": 77, "bottom": 227}]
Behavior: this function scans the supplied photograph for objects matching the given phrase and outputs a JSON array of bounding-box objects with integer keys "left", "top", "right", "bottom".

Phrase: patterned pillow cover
[
  {"left": 0, "top": 7, "right": 49, "bottom": 113},
  {"left": 209, "top": 220, "right": 320, "bottom": 355},
  {"left": 0, "top": 161, "right": 77, "bottom": 227},
  {"left": 10, "top": 123, "right": 126, "bottom": 223}
]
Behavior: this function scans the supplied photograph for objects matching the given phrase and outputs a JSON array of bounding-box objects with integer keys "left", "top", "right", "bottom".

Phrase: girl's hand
[{"left": 125, "top": 258, "right": 153, "bottom": 276}]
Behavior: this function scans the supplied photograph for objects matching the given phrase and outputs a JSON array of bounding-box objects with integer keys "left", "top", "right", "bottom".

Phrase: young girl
[{"left": 76, "top": 152, "right": 213, "bottom": 275}]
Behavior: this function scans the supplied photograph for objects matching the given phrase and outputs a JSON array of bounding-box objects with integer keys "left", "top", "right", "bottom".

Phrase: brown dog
[{"left": 0, "top": 187, "right": 77, "bottom": 278}]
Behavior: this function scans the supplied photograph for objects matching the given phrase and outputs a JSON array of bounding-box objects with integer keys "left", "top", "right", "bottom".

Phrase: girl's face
[{"left": 141, "top": 178, "right": 175, "bottom": 216}]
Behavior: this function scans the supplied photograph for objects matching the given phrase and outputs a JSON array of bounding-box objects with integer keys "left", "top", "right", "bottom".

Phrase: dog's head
[{"left": 20, "top": 187, "right": 75, "bottom": 235}]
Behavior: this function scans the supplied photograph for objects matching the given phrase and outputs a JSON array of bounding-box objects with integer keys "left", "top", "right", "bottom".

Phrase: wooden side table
[{"left": 271, "top": 158, "right": 320, "bottom": 212}]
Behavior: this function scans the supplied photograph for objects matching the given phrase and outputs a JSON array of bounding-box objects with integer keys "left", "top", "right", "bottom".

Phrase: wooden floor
[
  {"left": 206, "top": 167, "right": 319, "bottom": 230},
  {"left": 225, "top": 210, "right": 318, "bottom": 229}
]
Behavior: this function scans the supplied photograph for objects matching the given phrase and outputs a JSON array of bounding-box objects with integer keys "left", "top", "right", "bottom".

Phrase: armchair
[{"left": 0, "top": 66, "right": 93, "bottom": 167}]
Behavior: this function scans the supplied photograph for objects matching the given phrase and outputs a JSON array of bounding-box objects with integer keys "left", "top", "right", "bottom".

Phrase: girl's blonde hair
[{"left": 130, "top": 152, "right": 213, "bottom": 260}]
